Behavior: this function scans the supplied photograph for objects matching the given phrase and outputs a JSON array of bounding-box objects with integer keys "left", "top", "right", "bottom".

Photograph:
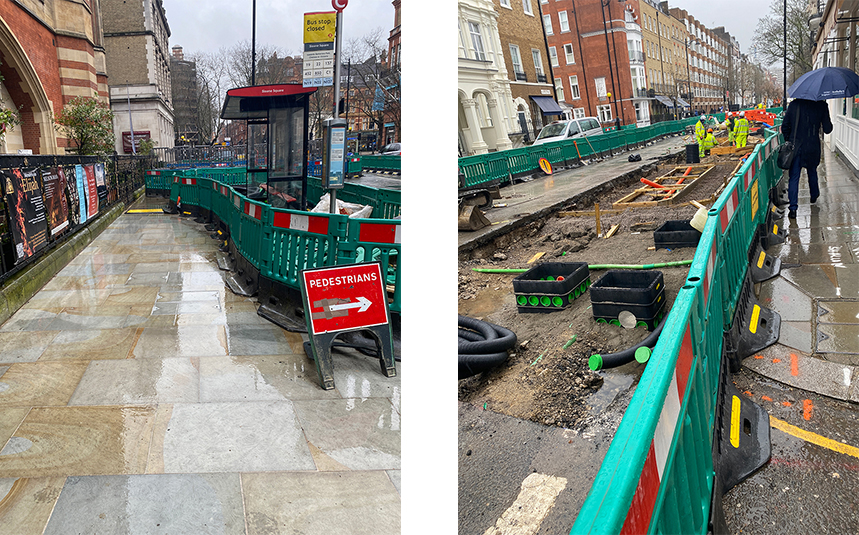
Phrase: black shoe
[
  {"left": 811, "top": 194, "right": 819, "bottom": 204},
  {"left": 788, "top": 210, "right": 797, "bottom": 219}
]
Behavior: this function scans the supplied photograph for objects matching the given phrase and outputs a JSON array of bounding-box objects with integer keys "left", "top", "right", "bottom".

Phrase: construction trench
[{"left": 457, "top": 127, "right": 769, "bottom": 430}]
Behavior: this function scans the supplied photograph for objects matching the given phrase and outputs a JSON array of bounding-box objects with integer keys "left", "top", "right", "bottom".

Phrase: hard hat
[
  {"left": 708, "top": 128, "right": 713, "bottom": 133},
  {"left": 739, "top": 111, "right": 745, "bottom": 117}
]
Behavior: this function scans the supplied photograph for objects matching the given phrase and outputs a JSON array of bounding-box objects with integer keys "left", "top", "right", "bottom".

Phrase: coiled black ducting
[
  {"left": 588, "top": 314, "right": 667, "bottom": 371},
  {"left": 459, "top": 315, "right": 517, "bottom": 379}
]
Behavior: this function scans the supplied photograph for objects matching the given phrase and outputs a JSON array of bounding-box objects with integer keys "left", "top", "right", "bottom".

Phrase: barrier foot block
[
  {"left": 724, "top": 271, "right": 781, "bottom": 372},
  {"left": 216, "top": 251, "right": 236, "bottom": 272},
  {"left": 749, "top": 244, "right": 781, "bottom": 284},
  {"left": 258, "top": 277, "right": 308, "bottom": 333},
  {"left": 224, "top": 243, "right": 259, "bottom": 297},
  {"left": 760, "top": 213, "right": 786, "bottom": 250},
  {"left": 715, "top": 380, "right": 771, "bottom": 492}
]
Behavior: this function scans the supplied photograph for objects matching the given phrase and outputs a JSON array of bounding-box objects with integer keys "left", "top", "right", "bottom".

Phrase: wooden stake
[
  {"left": 604, "top": 224, "right": 620, "bottom": 239},
  {"left": 595, "top": 202, "right": 601, "bottom": 237}
]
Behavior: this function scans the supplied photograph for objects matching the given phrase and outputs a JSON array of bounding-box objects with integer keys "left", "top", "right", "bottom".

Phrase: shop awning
[
  {"left": 675, "top": 97, "right": 691, "bottom": 108},
  {"left": 654, "top": 95, "right": 675, "bottom": 108},
  {"left": 530, "top": 95, "right": 564, "bottom": 115}
]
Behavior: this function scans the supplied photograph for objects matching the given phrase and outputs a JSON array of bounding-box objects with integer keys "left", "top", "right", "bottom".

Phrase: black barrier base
[
  {"left": 748, "top": 240, "right": 781, "bottom": 284},
  {"left": 714, "top": 355, "right": 772, "bottom": 492},
  {"left": 769, "top": 183, "right": 789, "bottom": 208},
  {"left": 224, "top": 241, "right": 259, "bottom": 297},
  {"left": 708, "top": 472, "right": 730, "bottom": 535},
  {"left": 257, "top": 276, "right": 308, "bottom": 332},
  {"left": 723, "top": 270, "right": 781, "bottom": 372},
  {"left": 162, "top": 199, "right": 178, "bottom": 214},
  {"left": 215, "top": 250, "right": 236, "bottom": 272},
  {"left": 760, "top": 211, "right": 787, "bottom": 250},
  {"left": 302, "top": 325, "right": 397, "bottom": 390}
]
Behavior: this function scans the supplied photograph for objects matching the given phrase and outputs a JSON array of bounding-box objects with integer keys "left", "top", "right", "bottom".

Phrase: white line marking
[{"left": 484, "top": 473, "right": 567, "bottom": 535}]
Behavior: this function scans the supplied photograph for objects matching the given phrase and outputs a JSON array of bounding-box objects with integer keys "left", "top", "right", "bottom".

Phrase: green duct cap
[
  {"left": 635, "top": 346, "right": 652, "bottom": 364},
  {"left": 588, "top": 354, "right": 603, "bottom": 371}
]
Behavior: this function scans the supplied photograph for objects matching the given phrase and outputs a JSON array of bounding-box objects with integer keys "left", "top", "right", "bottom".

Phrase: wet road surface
[{"left": 0, "top": 195, "right": 400, "bottom": 533}]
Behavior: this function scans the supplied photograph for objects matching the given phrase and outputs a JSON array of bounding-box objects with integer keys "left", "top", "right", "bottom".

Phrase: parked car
[
  {"left": 531, "top": 117, "right": 604, "bottom": 146},
  {"left": 380, "top": 143, "right": 401, "bottom": 155}
]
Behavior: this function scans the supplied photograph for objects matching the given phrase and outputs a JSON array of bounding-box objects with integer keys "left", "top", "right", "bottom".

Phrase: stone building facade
[
  {"left": 0, "top": 0, "right": 108, "bottom": 154},
  {"left": 170, "top": 46, "right": 196, "bottom": 145},
  {"left": 102, "top": 0, "right": 173, "bottom": 153},
  {"left": 668, "top": 7, "right": 730, "bottom": 114}
]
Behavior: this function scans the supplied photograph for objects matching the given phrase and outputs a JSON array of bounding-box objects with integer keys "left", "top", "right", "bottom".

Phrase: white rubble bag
[{"left": 311, "top": 193, "right": 373, "bottom": 218}]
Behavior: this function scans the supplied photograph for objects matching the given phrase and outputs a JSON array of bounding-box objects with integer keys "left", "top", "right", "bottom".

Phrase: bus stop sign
[{"left": 300, "top": 262, "right": 395, "bottom": 390}]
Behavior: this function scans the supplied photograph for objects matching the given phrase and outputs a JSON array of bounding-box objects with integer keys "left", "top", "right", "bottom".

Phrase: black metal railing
[
  {"left": 537, "top": 73, "right": 547, "bottom": 83},
  {"left": 152, "top": 145, "right": 248, "bottom": 167},
  {"left": 515, "top": 71, "right": 527, "bottom": 81},
  {"left": 0, "top": 153, "right": 151, "bottom": 284}
]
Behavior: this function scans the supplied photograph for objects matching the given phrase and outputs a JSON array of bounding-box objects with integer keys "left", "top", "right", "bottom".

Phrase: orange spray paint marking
[
  {"left": 772, "top": 358, "right": 782, "bottom": 363},
  {"left": 803, "top": 399, "right": 813, "bottom": 421},
  {"left": 743, "top": 390, "right": 753, "bottom": 397},
  {"left": 754, "top": 355, "right": 764, "bottom": 359},
  {"left": 791, "top": 353, "right": 799, "bottom": 377},
  {"left": 782, "top": 401, "right": 793, "bottom": 407},
  {"left": 761, "top": 395, "right": 773, "bottom": 402}
]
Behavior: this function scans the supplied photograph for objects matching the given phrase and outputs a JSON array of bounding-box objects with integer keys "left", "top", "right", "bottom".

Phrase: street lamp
[{"left": 600, "top": 0, "right": 624, "bottom": 128}]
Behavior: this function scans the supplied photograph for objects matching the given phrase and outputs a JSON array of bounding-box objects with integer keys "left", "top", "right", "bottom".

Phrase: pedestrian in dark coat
[{"left": 781, "top": 98, "right": 833, "bottom": 218}]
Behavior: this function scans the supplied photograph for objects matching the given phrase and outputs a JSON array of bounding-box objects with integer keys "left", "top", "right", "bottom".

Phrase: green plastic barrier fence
[
  {"left": 168, "top": 175, "right": 402, "bottom": 314},
  {"left": 359, "top": 155, "right": 401, "bottom": 173},
  {"left": 571, "top": 128, "right": 783, "bottom": 534},
  {"left": 145, "top": 168, "right": 184, "bottom": 193},
  {"left": 305, "top": 177, "right": 401, "bottom": 219}
]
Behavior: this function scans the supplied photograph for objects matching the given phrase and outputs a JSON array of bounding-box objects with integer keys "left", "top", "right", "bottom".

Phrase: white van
[{"left": 531, "top": 117, "right": 604, "bottom": 146}]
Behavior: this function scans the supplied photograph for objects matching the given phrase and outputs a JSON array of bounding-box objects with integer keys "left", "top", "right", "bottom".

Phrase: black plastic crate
[
  {"left": 589, "top": 270, "right": 666, "bottom": 330},
  {"left": 512, "top": 262, "right": 590, "bottom": 313},
  {"left": 654, "top": 220, "right": 701, "bottom": 249}
]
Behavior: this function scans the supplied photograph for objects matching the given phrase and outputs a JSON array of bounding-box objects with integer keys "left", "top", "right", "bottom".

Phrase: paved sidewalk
[
  {"left": 0, "top": 196, "right": 400, "bottom": 533},
  {"left": 744, "top": 148, "right": 859, "bottom": 403}
]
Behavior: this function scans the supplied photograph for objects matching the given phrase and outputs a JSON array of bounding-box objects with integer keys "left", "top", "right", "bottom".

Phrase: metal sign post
[
  {"left": 329, "top": 6, "right": 345, "bottom": 214},
  {"left": 322, "top": 118, "right": 347, "bottom": 190}
]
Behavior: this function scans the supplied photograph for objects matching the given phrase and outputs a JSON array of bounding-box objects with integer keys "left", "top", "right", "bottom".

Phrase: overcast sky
[
  {"left": 163, "top": 0, "right": 395, "bottom": 57},
  {"left": 682, "top": 0, "right": 774, "bottom": 60}
]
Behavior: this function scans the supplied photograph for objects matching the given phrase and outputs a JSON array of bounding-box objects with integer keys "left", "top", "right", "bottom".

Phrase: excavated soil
[{"left": 458, "top": 137, "right": 760, "bottom": 429}]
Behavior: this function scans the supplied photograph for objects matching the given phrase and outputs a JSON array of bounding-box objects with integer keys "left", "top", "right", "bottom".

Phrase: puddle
[{"left": 586, "top": 372, "right": 636, "bottom": 415}]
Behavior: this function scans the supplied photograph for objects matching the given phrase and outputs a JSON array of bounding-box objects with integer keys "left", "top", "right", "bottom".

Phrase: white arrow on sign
[{"left": 328, "top": 296, "right": 372, "bottom": 313}]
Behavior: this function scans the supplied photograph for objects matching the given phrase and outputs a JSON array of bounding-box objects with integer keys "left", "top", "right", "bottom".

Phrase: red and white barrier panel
[
  {"left": 180, "top": 178, "right": 196, "bottom": 185},
  {"left": 244, "top": 201, "right": 262, "bottom": 220},
  {"left": 272, "top": 212, "right": 329, "bottom": 235},
  {"left": 621, "top": 324, "right": 696, "bottom": 534},
  {"left": 719, "top": 185, "right": 740, "bottom": 234},
  {"left": 148, "top": 170, "right": 161, "bottom": 175},
  {"left": 357, "top": 222, "right": 401, "bottom": 245},
  {"left": 702, "top": 233, "right": 718, "bottom": 305}
]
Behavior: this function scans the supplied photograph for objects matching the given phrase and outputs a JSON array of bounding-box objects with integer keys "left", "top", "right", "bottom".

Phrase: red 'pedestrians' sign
[{"left": 301, "top": 263, "right": 388, "bottom": 335}]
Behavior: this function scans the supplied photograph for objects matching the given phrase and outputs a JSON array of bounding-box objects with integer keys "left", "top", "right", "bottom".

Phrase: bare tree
[
  {"left": 753, "top": 0, "right": 815, "bottom": 84},
  {"left": 190, "top": 48, "right": 230, "bottom": 144},
  {"left": 225, "top": 40, "right": 297, "bottom": 88}
]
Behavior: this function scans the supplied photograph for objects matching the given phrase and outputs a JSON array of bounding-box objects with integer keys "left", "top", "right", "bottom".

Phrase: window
[
  {"left": 573, "top": 107, "right": 585, "bottom": 119},
  {"left": 597, "top": 104, "right": 612, "bottom": 122},
  {"left": 468, "top": 22, "right": 486, "bottom": 61},
  {"left": 523, "top": 0, "right": 533, "bottom": 15},
  {"left": 569, "top": 75, "right": 580, "bottom": 99},
  {"left": 509, "top": 44, "right": 523, "bottom": 74},
  {"left": 595, "top": 77, "right": 607, "bottom": 98},
  {"left": 564, "top": 43, "right": 575, "bottom": 64},
  {"left": 543, "top": 14, "right": 553, "bottom": 35},
  {"left": 500, "top": 0, "right": 511, "bottom": 6},
  {"left": 559, "top": 11, "right": 569, "bottom": 32},
  {"left": 635, "top": 102, "right": 649, "bottom": 122},
  {"left": 549, "top": 46, "right": 558, "bottom": 67},
  {"left": 532, "top": 49, "right": 544, "bottom": 76},
  {"left": 555, "top": 78, "right": 564, "bottom": 102}
]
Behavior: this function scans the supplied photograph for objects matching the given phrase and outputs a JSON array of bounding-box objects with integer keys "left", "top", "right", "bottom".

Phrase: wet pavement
[
  {"left": 727, "top": 147, "right": 859, "bottom": 532},
  {"left": 0, "top": 196, "right": 400, "bottom": 533},
  {"left": 348, "top": 173, "right": 401, "bottom": 191},
  {"left": 458, "top": 135, "right": 688, "bottom": 250}
]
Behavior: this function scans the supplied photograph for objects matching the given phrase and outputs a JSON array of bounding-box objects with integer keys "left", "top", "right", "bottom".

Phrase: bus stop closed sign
[{"left": 301, "top": 263, "right": 389, "bottom": 335}]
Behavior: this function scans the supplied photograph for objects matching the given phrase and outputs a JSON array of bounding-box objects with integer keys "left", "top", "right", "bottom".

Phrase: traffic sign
[
  {"left": 302, "top": 263, "right": 389, "bottom": 335},
  {"left": 332, "top": 0, "right": 347, "bottom": 11}
]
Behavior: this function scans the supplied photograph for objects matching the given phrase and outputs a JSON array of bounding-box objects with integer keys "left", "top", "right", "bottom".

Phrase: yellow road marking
[
  {"left": 127, "top": 209, "right": 164, "bottom": 213},
  {"left": 484, "top": 473, "right": 567, "bottom": 535},
  {"left": 771, "top": 416, "right": 859, "bottom": 459},
  {"left": 749, "top": 304, "right": 760, "bottom": 334},
  {"left": 730, "top": 395, "right": 741, "bottom": 448}
]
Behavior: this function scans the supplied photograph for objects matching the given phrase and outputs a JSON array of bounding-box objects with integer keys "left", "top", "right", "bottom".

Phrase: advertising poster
[
  {"left": 63, "top": 166, "right": 80, "bottom": 228},
  {"left": 3, "top": 168, "right": 49, "bottom": 263},
  {"left": 94, "top": 162, "right": 107, "bottom": 203},
  {"left": 84, "top": 164, "right": 98, "bottom": 218},
  {"left": 41, "top": 167, "right": 69, "bottom": 237},
  {"left": 75, "top": 164, "right": 87, "bottom": 223}
]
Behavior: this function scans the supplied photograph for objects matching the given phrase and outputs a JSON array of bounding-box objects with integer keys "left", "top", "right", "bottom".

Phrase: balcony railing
[
  {"left": 537, "top": 73, "right": 547, "bottom": 83},
  {"left": 515, "top": 71, "right": 527, "bottom": 81},
  {"left": 628, "top": 50, "right": 645, "bottom": 63},
  {"left": 633, "top": 87, "right": 649, "bottom": 98}
]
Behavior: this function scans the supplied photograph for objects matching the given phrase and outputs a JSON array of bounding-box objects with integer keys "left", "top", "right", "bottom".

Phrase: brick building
[
  {"left": 102, "top": 0, "right": 174, "bottom": 153},
  {"left": 639, "top": 1, "right": 690, "bottom": 121},
  {"left": 497, "top": 0, "right": 559, "bottom": 142},
  {"left": 0, "top": 0, "right": 108, "bottom": 154},
  {"left": 387, "top": 0, "right": 401, "bottom": 71},
  {"left": 170, "top": 46, "right": 197, "bottom": 145},
  {"left": 668, "top": 7, "right": 730, "bottom": 114},
  {"left": 542, "top": 0, "right": 648, "bottom": 129}
]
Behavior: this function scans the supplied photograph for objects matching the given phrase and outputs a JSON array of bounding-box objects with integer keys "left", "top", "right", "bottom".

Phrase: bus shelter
[{"left": 220, "top": 84, "right": 317, "bottom": 209}]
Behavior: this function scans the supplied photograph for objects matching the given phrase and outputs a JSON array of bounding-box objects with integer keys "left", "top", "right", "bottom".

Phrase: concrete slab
[
  {"left": 777, "top": 320, "right": 814, "bottom": 353},
  {"left": 758, "top": 277, "right": 812, "bottom": 322},
  {"left": 0, "top": 477, "right": 65, "bottom": 533},
  {"left": 821, "top": 225, "right": 859, "bottom": 242},
  {"left": 744, "top": 346, "right": 854, "bottom": 400},
  {"left": 43, "top": 474, "right": 245, "bottom": 535},
  {"left": 818, "top": 300, "right": 859, "bottom": 324},
  {"left": 198, "top": 355, "right": 339, "bottom": 402},
  {"left": 69, "top": 357, "right": 200, "bottom": 405},
  {"left": 0, "top": 361, "right": 88, "bottom": 406},
  {"left": 149, "top": 401, "right": 315, "bottom": 473},
  {"left": 0, "top": 308, "right": 60, "bottom": 332},
  {"left": 798, "top": 243, "right": 854, "bottom": 265},
  {"left": 780, "top": 265, "right": 839, "bottom": 299},
  {"left": 225, "top": 324, "right": 295, "bottom": 356},
  {"left": 241, "top": 471, "right": 400, "bottom": 535},
  {"left": 817, "top": 323, "right": 859, "bottom": 354},
  {"left": 0, "top": 331, "right": 58, "bottom": 363},
  {"left": 39, "top": 328, "right": 138, "bottom": 361},
  {"left": 130, "top": 326, "right": 228, "bottom": 358},
  {"left": 292, "top": 398, "right": 401, "bottom": 471}
]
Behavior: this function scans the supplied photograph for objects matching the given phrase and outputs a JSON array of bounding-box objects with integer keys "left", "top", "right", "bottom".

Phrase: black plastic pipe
[{"left": 588, "top": 315, "right": 667, "bottom": 371}]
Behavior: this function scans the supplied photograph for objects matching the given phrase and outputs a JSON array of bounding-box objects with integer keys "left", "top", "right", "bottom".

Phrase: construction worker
[
  {"left": 700, "top": 128, "right": 717, "bottom": 158},
  {"left": 734, "top": 111, "right": 750, "bottom": 148},
  {"left": 695, "top": 115, "right": 708, "bottom": 151},
  {"left": 725, "top": 112, "right": 735, "bottom": 144}
]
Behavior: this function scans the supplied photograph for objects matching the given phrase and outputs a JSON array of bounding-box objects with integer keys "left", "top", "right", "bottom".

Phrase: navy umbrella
[{"left": 788, "top": 66, "right": 859, "bottom": 100}]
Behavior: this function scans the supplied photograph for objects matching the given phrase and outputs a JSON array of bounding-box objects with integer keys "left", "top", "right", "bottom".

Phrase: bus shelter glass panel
[
  {"left": 247, "top": 122, "right": 268, "bottom": 192},
  {"left": 267, "top": 106, "right": 305, "bottom": 210}
]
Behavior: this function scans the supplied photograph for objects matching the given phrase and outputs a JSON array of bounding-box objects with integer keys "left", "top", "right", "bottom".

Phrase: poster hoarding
[
  {"left": 75, "top": 164, "right": 87, "bottom": 223},
  {"left": 3, "top": 168, "right": 49, "bottom": 263},
  {"left": 41, "top": 167, "right": 69, "bottom": 237},
  {"left": 84, "top": 164, "right": 98, "bottom": 218}
]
